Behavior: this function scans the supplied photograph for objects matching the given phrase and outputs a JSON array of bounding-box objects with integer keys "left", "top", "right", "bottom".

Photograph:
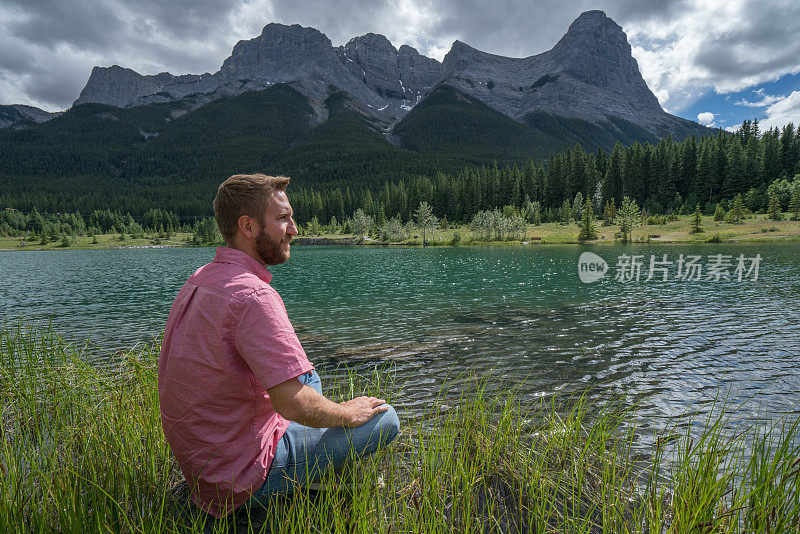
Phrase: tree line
[
  {"left": 3, "top": 119, "right": 799, "bottom": 236},
  {"left": 0, "top": 207, "right": 219, "bottom": 245},
  {"left": 288, "top": 119, "right": 800, "bottom": 226}
]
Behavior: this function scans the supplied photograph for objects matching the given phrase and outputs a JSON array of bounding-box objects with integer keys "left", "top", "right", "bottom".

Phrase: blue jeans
[{"left": 244, "top": 370, "right": 400, "bottom": 509}]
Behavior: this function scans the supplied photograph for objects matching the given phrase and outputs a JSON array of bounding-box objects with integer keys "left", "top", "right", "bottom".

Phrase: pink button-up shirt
[{"left": 158, "top": 247, "right": 313, "bottom": 517}]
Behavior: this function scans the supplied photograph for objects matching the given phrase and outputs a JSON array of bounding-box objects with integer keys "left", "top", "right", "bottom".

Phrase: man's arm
[{"left": 267, "top": 377, "right": 389, "bottom": 428}]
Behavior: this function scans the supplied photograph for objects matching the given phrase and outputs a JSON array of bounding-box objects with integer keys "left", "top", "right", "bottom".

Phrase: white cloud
[
  {"left": 758, "top": 91, "right": 800, "bottom": 130},
  {"left": 625, "top": 0, "right": 800, "bottom": 112},
  {"left": 732, "top": 89, "right": 800, "bottom": 130},
  {"left": 735, "top": 93, "right": 785, "bottom": 108},
  {"left": 697, "top": 112, "right": 715, "bottom": 125}
]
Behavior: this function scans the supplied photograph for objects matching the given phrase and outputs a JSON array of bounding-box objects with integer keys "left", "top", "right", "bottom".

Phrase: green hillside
[
  {"left": 0, "top": 83, "right": 712, "bottom": 216},
  {"left": 122, "top": 86, "right": 315, "bottom": 184},
  {"left": 0, "top": 100, "right": 185, "bottom": 213},
  {"left": 393, "top": 85, "right": 558, "bottom": 163},
  {"left": 276, "top": 91, "right": 463, "bottom": 188},
  {"left": 393, "top": 84, "right": 683, "bottom": 162},
  {"left": 0, "top": 86, "right": 317, "bottom": 215}
]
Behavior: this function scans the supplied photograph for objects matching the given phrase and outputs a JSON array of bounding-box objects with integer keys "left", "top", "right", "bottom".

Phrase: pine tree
[
  {"left": 308, "top": 215, "right": 321, "bottom": 236},
  {"left": 603, "top": 200, "right": 614, "bottom": 226},
  {"left": 690, "top": 204, "right": 704, "bottom": 234},
  {"left": 680, "top": 136, "right": 698, "bottom": 194},
  {"left": 560, "top": 198, "right": 572, "bottom": 224},
  {"left": 623, "top": 142, "right": 646, "bottom": 202},
  {"left": 762, "top": 130, "right": 782, "bottom": 186},
  {"left": 572, "top": 192, "right": 584, "bottom": 222},
  {"left": 350, "top": 209, "right": 374, "bottom": 239},
  {"left": 723, "top": 137, "right": 745, "bottom": 198},
  {"left": 790, "top": 183, "right": 800, "bottom": 221},
  {"left": 577, "top": 199, "right": 598, "bottom": 242},
  {"left": 768, "top": 188, "right": 783, "bottom": 220},
  {"left": 695, "top": 142, "right": 713, "bottom": 204},
  {"left": 780, "top": 123, "right": 797, "bottom": 176},
  {"left": 602, "top": 143, "right": 624, "bottom": 208},
  {"left": 730, "top": 194, "right": 745, "bottom": 224},
  {"left": 616, "top": 197, "right": 640, "bottom": 243},
  {"left": 413, "top": 201, "right": 438, "bottom": 246},
  {"left": 713, "top": 204, "right": 725, "bottom": 221}
]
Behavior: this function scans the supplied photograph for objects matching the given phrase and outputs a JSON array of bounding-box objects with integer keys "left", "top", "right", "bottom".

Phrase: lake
[{"left": 2, "top": 244, "right": 799, "bottom": 443}]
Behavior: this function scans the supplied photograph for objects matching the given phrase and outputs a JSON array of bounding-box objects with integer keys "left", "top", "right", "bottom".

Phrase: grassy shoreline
[
  {"left": 1, "top": 322, "right": 799, "bottom": 532},
  {"left": 1, "top": 214, "right": 799, "bottom": 251},
  {"left": 0, "top": 232, "right": 196, "bottom": 252}
]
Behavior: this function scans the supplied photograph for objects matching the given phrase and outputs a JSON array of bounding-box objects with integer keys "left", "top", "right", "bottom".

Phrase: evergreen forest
[{"left": 1, "top": 79, "right": 798, "bottom": 231}]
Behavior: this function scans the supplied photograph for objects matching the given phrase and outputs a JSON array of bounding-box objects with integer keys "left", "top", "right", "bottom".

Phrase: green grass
[
  {"left": 297, "top": 213, "right": 800, "bottom": 247},
  {"left": 1, "top": 322, "right": 799, "bottom": 532},
  {"left": 2, "top": 213, "right": 798, "bottom": 252},
  {"left": 0, "top": 232, "right": 195, "bottom": 251}
]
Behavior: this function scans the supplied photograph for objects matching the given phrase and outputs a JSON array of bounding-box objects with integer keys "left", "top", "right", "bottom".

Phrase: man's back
[{"left": 158, "top": 247, "right": 312, "bottom": 516}]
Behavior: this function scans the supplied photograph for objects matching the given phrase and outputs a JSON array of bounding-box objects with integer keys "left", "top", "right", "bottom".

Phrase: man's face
[{"left": 254, "top": 190, "right": 298, "bottom": 265}]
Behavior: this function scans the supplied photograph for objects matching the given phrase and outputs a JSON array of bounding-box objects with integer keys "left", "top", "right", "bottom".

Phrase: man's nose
[{"left": 287, "top": 218, "right": 298, "bottom": 235}]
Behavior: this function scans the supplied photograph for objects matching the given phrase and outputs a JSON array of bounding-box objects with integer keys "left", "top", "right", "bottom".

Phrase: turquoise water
[{"left": 2, "top": 244, "right": 799, "bottom": 438}]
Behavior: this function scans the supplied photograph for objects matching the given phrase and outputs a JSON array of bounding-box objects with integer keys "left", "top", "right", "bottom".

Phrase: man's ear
[{"left": 237, "top": 214, "right": 258, "bottom": 239}]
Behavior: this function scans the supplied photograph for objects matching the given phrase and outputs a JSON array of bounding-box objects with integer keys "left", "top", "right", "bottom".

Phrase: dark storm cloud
[
  {"left": 5, "top": 0, "right": 125, "bottom": 50},
  {"left": 422, "top": 0, "right": 574, "bottom": 57},
  {"left": 265, "top": 0, "right": 393, "bottom": 46},
  {"left": 696, "top": 45, "right": 800, "bottom": 81},
  {"left": 22, "top": 58, "right": 92, "bottom": 105},
  {"left": 0, "top": 0, "right": 245, "bottom": 109},
  {"left": 694, "top": 1, "right": 800, "bottom": 80},
  {"left": 0, "top": 33, "right": 36, "bottom": 73},
  {"left": 610, "top": 0, "right": 687, "bottom": 23},
  {"left": 262, "top": 0, "right": 687, "bottom": 59},
  {"left": 126, "top": 0, "right": 241, "bottom": 39},
  {"left": 5, "top": 0, "right": 238, "bottom": 47}
]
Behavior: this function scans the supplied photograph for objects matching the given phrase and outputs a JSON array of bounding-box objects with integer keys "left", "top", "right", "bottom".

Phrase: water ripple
[{"left": 2, "top": 244, "right": 799, "bottom": 447}]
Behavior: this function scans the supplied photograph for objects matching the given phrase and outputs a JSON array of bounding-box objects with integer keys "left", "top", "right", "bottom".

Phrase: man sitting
[{"left": 158, "top": 173, "right": 400, "bottom": 517}]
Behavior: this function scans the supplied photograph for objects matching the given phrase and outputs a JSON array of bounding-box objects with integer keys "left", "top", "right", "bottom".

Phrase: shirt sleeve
[{"left": 234, "top": 288, "right": 313, "bottom": 391}]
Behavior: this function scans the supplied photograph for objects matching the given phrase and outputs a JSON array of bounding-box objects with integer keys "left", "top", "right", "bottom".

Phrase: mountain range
[
  {"left": 0, "top": 10, "right": 711, "bottom": 215},
  {"left": 67, "top": 10, "right": 701, "bottom": 139}
]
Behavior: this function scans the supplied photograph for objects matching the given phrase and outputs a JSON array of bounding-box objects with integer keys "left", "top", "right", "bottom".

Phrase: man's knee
[{"left": 374, "top": 404, "right": 400, "bottom": 446}]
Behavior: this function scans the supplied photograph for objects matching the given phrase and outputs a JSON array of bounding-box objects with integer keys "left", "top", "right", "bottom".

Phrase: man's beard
[{"left": 255, "top": 230, "right": 290, "bottom": 265}]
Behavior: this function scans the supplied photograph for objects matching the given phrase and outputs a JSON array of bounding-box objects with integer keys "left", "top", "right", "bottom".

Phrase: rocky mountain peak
[
  {"left": 0, "top": 104, "right": 59, "bottom": 129},
  {"left": 562, "top": 10, "right": 620, "bottom": 36},
  {"left": 220, "top": 23, "right": 333, "bottom": 81},
  {"left": 337, "top": 32, "right": 440, "bottom": 104},
  {"left": 344, "top": 32, "right": 397, "bottom": 53},
  {"left": 65, "top": 11, "right": 693, "bottom": 138},
  {"left": 441, "top": 40, "right": 500, "bottom": 76},
  {"left": 550, "top": 10, "right": 648, "bottom": 94},
  {"left": 444, "top": 40, "right": 480, "bottom": 58},
  {"left": 433, "top": 10, "right": 676, "bottom": 136}
]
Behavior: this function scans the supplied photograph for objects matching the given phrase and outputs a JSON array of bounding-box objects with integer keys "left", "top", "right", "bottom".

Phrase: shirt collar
[{"left": 212, "top": 246, "right": 273, "bottom": 284}]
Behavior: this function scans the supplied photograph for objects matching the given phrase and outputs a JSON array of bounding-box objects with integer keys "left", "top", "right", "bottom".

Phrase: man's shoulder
[{"left": 188, "top": 261, "right": 277, "bottom": 303}]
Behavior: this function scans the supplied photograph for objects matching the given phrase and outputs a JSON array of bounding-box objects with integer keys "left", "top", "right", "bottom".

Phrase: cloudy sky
[{"left": 2, "top": 0, "right": 799, "bottom": 131}]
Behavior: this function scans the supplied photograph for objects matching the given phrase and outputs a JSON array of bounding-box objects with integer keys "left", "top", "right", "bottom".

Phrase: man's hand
[
  {"left": 268, "top": 377, "right": 390, "bottom": 428},
  {"left": 340, "top": 396, "right": 390, "bottom": 427}
]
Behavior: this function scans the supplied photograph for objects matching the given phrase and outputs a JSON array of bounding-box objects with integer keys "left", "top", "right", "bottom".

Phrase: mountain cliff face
[
  {"left": 70, "top": 10, "right": 702, "bottom": 139},
  {"left": 336, "top": 34, "right": 441, "bottom": 109},
  {"left": 75, "top": 24, "right": 390, "bottom": 120},
  {"left": 0, "top": 104, "right": 59, "bottom": 129},
  {"left": 73, "top": 65, "right": 215, "bottom": 108},
  {"left": 436, "top": 10, "right": 692, "bottom": 138}
]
